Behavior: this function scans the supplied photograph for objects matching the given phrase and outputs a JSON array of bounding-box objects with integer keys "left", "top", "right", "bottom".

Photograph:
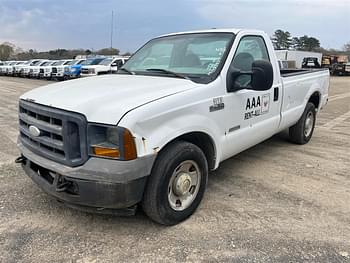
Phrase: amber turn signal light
[
  {"left": 123, "top": 128, "right": 137, "bottom": 160},
  {"left": 93, "top": 146, "right": 120, "bottom": 158}
]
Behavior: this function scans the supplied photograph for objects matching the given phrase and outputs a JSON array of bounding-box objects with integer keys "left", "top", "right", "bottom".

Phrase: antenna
[{"left": 110, "top": 10, "right": 114, "bottom": 50}]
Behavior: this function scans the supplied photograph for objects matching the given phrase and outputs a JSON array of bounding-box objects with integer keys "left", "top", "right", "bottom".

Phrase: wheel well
[
  {"left": 308, "top": 92, "right": 320, "bottom": 110},
  {"left": 164, "top": 132, "right": 216, "bottom": 170}
]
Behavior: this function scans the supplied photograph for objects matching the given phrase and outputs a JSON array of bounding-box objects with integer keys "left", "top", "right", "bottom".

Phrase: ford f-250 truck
[{"left": 16, "top": 29, "right": 329, "bottom": 225}]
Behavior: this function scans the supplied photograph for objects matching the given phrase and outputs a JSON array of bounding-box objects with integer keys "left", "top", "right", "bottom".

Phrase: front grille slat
[
  {"left": 19, "top": 113, "right": 63, "bottom": 135},
  {"left": 19, "top": 100, "right": 87, "bottom": 167},
  {"left": 19, "top": 126, "right": 64, "bottom": 150},
  {"left": 21, "top": 136, "right": 66, "bottom": 161}
]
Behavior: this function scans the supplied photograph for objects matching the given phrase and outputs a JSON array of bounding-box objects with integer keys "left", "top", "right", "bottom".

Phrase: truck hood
[{"left": 20, "top": 74, "right": 198, "bottom": 124}]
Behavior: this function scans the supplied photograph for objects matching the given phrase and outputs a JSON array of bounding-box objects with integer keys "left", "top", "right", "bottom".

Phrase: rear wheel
[
  {"left": 289, "top": 102, "right": 316, "bottom": 144},
  {"left": 142, "top": 141, "right": 208, "bottom": 225}
]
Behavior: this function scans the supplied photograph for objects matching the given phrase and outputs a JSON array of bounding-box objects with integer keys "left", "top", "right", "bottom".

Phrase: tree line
[
  {"left": 1, "top": 30, "right": 349, "bottom": 61},
  {"left": 271, "top": 29, "right": 350, "bottom": 55},
  {"left": 0, "top": 42, "right": 131, "bottom": 61}
]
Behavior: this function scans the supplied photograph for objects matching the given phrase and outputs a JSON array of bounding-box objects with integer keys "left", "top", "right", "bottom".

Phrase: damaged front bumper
[{"left": 17, "top": 142, "right": 156, "bottom": 215}]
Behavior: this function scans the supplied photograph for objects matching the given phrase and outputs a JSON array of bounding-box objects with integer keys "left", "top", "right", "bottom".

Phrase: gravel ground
[{"left": 0, "top": 76, "right": 349, "bottom": 263}]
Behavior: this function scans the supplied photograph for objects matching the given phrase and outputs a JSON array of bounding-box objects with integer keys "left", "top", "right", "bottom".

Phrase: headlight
[
  {"left": 64, "top": 67, "right": 70, "bottom": 72},
  {"left": 87, "top": 124, "right": 137, "bottom": 160},
  {"left": 88, "top": 68, "right": 95, "bottom": 74}
]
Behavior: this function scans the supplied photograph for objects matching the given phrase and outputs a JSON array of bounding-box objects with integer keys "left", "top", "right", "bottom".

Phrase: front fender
[{"left": 122, "top": 110, "right": 224, "bottom": 169}]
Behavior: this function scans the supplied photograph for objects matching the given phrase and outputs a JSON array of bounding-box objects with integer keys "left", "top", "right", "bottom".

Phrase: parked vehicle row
[{"left": 0, "top": 56, "right": 130, "bottom": 80}]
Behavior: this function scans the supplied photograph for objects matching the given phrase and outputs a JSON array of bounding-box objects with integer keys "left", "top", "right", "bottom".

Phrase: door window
[{"left": 230, "top": 36, "right": 269, "bottom": 87}]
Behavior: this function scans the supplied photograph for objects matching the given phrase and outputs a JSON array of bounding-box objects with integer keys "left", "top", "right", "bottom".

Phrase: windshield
[
  {"left": 41, "top": 61, "right": 51, "bottom": 66},
  {"left": 81, "top": 58, "right": 105, "bottom": 66},
  {"left": 67, "top": 60, "right": 78, "bottom": 65},
  {"left": 121, "top": 33, "right": 234, "bottom": 82},
  {"left": 99, "top": 58, "right": 113, "bottom": 66},
  {"left": 32, "top": 61, "right": 43, "bottom": 66},
  {"left": 52, "top": 61, "right": 66, "bottom": 66}
]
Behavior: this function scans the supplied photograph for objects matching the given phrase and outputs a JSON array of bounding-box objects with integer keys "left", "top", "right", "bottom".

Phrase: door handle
[{"left": 274, "top": 87, "right": 279, "bottom": 101}]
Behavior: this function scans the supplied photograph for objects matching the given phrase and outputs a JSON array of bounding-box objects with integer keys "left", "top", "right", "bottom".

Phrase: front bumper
[
  {"left": 30, "top": 72, "right": 40, "bottom": 77},
  {"left": 52, "top": 72, "right": 64, "bottom": 77},
  {"left": 80, "top": 73, "right": 98, "bottom": 77},
  {"left": 18, "top": 142, "right": 156, "bottom": 212}
]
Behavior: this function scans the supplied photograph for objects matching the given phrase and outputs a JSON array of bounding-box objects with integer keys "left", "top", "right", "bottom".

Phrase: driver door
[{"left": 222, "top": 35, "right": 281, "bottom": 159}]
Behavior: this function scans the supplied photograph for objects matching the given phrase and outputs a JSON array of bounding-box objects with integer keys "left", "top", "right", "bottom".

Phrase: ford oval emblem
[{"left": 29, "top": 125, "right": 41, "bottom": 137}]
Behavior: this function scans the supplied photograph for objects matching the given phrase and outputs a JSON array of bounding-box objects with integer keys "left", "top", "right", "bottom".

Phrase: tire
[
  {"left": 289, "top": 102, "right": 316, "bottom": 145},
  {"left": 142, "top": 141, "right": 208, "bottom": 225}
]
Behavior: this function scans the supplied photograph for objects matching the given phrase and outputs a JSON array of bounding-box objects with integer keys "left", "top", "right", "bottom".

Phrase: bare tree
[
  {"left": 343, "top": 42, "right": 350, "bottom": 52},
  {"left": 0, "top": 42, "right": 15, "bottom": 60}
]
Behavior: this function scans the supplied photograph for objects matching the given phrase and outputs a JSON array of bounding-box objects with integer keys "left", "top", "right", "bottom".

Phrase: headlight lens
[
  {"left": 64, "top": 67, "right": 70, "bottom": 72},
  {"left": 88, "top": 124, "right": 137, "bottom": 160}
]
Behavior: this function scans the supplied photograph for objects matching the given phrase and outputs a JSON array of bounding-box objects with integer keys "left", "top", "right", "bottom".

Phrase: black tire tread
[
  {"left": 142, "top": 141, "right": 208, "bottom": 225},
  {"left": 289, "top": 102, "right": 316, "bottom": 145}
]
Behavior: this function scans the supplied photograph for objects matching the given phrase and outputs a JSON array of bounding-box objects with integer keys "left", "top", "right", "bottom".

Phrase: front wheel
[
  {"left": 142, "top": 141, "right": 208, "bottom": 225},
  {"left": 289, "top": 102, "right": 316, "bottom": 144}
]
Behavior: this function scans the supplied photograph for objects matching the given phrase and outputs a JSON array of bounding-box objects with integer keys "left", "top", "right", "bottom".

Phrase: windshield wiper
[
  {"left": 118, "top": 68, "right": 135, "bottom": 75},
  {"left": 145, "top": 68, "right": 190, "bottom": 80}
]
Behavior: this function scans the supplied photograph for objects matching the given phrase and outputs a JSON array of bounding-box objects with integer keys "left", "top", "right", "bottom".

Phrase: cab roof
[{"left": 160, "top": 28, "right": 256, "bottom": 38}]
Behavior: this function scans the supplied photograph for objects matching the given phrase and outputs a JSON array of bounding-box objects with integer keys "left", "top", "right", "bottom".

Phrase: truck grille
[
  {"left": 19, "top": 100, "right": 88, "bottom": 167},
  {"left": 81, "top": 68, "right": 89, "bottom": 74},
  {"left": 52, "top": 67, "right": 57, "bottom": 73}
]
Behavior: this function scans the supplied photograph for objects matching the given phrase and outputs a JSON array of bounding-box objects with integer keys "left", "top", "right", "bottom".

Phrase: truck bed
[{"left": 280, "top": 68, "right": 329, "bottom": 78}]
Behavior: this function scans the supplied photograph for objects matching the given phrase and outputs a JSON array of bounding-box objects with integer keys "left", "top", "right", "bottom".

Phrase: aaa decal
[{"left": 244, "top": 94, "right": 270, "bottom": 120}]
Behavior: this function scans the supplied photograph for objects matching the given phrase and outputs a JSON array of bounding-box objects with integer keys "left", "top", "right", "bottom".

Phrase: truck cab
[
  {"left": 21, "top": 60, "right": 44, "bottom": 77},
  {"left": 51, "top": 60, "right": 72, "bottom": 80},
  {"left": 29, "top": 60, "right": 51, "bottom": 78},
  {"left": 17, "top": 29, "right": 329, "bottom": 225},
  {"left": 63, "top": 59, "right": 86, "bottom": 79},
  {"left": 80, "top": 57, "right": 128, "bottom": 77}
]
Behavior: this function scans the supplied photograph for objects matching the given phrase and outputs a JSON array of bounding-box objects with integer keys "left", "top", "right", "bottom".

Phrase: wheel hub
[
  {"left": 173, "top": 173, "right": 192, "bottom": 196},
  {"left": 167, "top": 160, "right": 201, "bottom": 211},
  {"left": 304, "top": 111, "right": 314, "bottom": 137}
]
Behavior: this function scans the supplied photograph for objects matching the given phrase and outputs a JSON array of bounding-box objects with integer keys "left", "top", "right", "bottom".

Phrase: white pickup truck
[
  {"left": 17, "top": 29, "right": 329, "bottom": 225},
  {"left": 80, "top": 56, "right": 129, "bottom": 77}
]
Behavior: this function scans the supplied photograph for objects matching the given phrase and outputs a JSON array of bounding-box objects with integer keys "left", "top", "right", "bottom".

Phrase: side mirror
[
  {"left": 227, "top": 60, "right": 273, "bottom": 92},
  {"left": 250, "top": 60, "right": 273, "bottom": 91}
]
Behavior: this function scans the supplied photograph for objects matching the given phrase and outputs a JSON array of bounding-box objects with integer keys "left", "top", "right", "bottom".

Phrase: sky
[{"left": 0, "top": 0, "right": 349, "bottom": 53}]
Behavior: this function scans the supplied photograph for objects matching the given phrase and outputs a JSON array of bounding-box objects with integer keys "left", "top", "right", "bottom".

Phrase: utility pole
[{"left": 110, "top": 10, "right": 114, "bottom": 50}]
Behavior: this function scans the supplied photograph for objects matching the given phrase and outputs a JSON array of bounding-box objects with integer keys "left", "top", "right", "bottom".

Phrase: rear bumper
[{"left": 18, "top": 142, "right": 156, "bottom": 211}]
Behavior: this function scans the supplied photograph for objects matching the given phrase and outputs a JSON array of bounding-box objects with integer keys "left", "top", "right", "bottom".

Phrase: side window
[
  {"left": 114, "top": 59, "right": 123, "bottom": 68},
  {"left": 230, "top": 36, "right": 269, "bottom": 87}
]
